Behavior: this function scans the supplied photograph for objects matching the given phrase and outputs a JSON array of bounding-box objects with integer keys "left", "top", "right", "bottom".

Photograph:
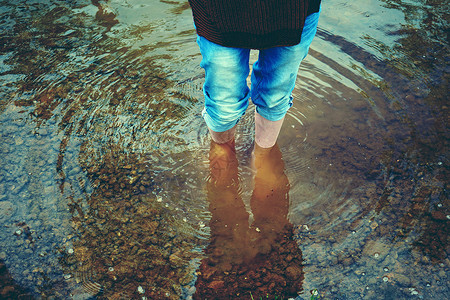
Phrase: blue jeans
[{"left": 197, "top": 9, "right": 321, "bottom": 133}]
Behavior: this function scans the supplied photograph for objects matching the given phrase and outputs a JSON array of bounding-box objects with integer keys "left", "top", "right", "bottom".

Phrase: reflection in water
[{"left": 194, "top": 142, "right": 303, "bottom": 299}]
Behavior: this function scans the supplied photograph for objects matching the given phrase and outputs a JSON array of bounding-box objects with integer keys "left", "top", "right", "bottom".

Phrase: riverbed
[{"left": 0, "top": 0, "right": 448, "bottom": 299}]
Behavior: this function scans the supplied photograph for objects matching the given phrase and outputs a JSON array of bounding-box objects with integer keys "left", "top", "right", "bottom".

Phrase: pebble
[
  {"left": 15, "top": 136, "right": 24, "bottom": 146},
  {"left": 187, "top": 286, "right": 196, "bottom": 295},
  {"left": 68, "top": 166, "right": 81, "bottom": 177},
  {"left": 0, "top": 201, "right": 16, "bottom": 221},
  {"left": 38, "top": 128, "right": 48, "bottom": 136},
  {"left": 394, "top": 273, "right": 411, "bottom": 285},
  {"left": 137, "top": 286, "right": 145, "bottom": 294}
]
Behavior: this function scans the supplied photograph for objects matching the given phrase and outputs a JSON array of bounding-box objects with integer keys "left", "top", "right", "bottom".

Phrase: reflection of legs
[
  {"left": 197, "top": 36, "right": 251, "bottom": 144},
  {"left": 250, "top": 143, "right": 304, "bottom": 297},
  {"left": 251, "top": 143, "right": 290, "bottom": 252},
  {"left": 195, "top": 144, "right": 303, "bottom": 299},
  {"left": 194, "top": 140, "right": 252, "bottom": 299},
  {"left": 206, "top": 140, "right": 252, "bottom": 265}
]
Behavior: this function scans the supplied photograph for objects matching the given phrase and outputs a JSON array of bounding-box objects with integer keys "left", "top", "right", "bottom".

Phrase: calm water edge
[{"left": 0, "top": 0, "right": 448, "bottom": 299}]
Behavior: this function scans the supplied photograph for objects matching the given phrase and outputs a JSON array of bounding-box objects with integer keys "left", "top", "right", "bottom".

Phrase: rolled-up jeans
[{"left": 197, "top": 9, "right": 320, "bottom": 133}]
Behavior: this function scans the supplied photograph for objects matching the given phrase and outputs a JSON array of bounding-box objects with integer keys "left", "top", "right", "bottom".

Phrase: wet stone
[
  {"left": 14, "top": 136, "right": 24, "bottom": 146},
  {"left": 3, "top": 125, "right": 19, "bottom": 134},
  {"left": 431, "top": 211, "right": 447, "bottom": 221},
  {"left": 0, "top": 201, "right": 16, "bottom": 221},
  {"left": 286, "top": 265, "right": 302, "bottom": 279},
  {"left": 37, "top": 128, "right": 48, "bottom": 136},
  {"left": 394, "top": 273, "right": 411, "bottom": 286},
  {"left": 68, "top": 166, "right": 81, "bottom": 177}
]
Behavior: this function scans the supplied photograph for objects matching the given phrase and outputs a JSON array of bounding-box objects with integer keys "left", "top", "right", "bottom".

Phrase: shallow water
[{"left": 0, "top": 0, "right": 448, "bottom": 299}]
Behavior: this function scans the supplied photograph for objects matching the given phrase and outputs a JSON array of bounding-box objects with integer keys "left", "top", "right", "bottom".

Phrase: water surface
[{"left": 0, "top": 0, "right": 448, "bottom": 299}]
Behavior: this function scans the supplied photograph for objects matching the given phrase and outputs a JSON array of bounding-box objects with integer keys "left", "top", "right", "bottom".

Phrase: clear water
[{"left": 0, "top": 0, "right": 448, "bottom": 299}]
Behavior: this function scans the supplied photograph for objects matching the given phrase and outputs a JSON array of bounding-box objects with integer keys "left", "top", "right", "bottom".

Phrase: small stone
[
  {"left": 394, "top": 274, "right": 411, "bottom": 285},
  {"left": 188, "top": 286, "right": 196, "bottom": 295},
  {"left": 409, "top": 287, "right": 419, "bottom": 295},
  {"left": 68, "top": 166, "right": 81, "bottom": 176},
  {"left": 67, "top": 248, "right": 74, "bottom": 254},
  {"left": 0, "top": 201, "right": 16, "bottom": 221},
  {"left": 382, "top": 276, "right": 389, "bottom": 282},
  {"left": 286, "top": 265, "right": 302, "bottom": 279},
  {"left": 137, "top": 286, "right": 145, "bottom": 294},
  {"left": 15, "top": 136, "right": 24, "bottom": 146},
  {"left": 363, "top": 240, "right": 389, "bottom": 259},
  {"left": 370, "top": 222, "right": 378, "bottom": 230},
  {"left": 38, "top": 128, "right": 48, "bottom": 136},
  {"left": 431, "top": 211, "right": 446, "bottom": 220},
  {"left": 207, "top": 280, "right": 224, "bottom": 289}
]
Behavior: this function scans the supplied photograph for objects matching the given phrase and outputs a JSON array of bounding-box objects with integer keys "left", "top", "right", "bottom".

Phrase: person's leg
[
  {"left": 251, "top": 9, "right": 321, "bottom": 148},
  {"left": 197, "top": 36, "right": 251, "bottom": 143},
  {"left": 254, "top": 112, "right": 285, "bottom": 149}
]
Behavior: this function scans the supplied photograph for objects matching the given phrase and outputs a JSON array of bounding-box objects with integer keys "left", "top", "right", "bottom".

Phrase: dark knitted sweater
[{"left": 188, "top": 0, "right": 321, "bottom": 49}]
